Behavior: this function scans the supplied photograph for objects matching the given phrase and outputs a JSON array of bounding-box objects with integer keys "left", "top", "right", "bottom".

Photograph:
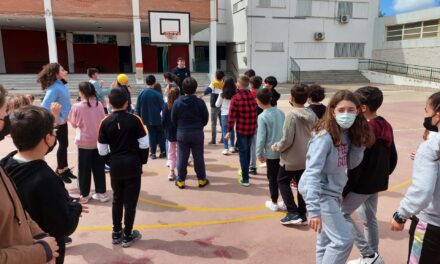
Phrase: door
[{"left": 118, "top": 46, "right": 132, "bottom": 73}]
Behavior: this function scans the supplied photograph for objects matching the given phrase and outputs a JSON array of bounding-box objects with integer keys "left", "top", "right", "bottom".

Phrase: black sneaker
[
  {"left": 122, "top": 230, "right": 142, "bottom": 248},
  {"left": 112, "top": 230, "right": 123, "bottom": 245},
  {"left": 249, "top": 167, "right": 257, "bottom": 175},
  {"left": 59, "top": 173, "right": 72, "bottom": 184},
  {"left": 65, "top": 237, "right": 73, "bottom": 245},
  {"left": 62, "top": 168, "right": 77, "bottom": 179},
  {"left": 159, "top": 152, "right": 167, "bottom": 159},
  {"left": 150, "top": 154, "right": 157, "bottom": 160},
  {"left": 208, "top": 141, "right": 216, "bottom": 145},
  {"left": 300, "top": 215, "right": 308, "bottom": 226},
  {"left": 280, "top": 213, "right": 302, "bottom": 225}
]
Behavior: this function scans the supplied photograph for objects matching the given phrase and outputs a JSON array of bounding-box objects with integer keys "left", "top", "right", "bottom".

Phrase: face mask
[
  {"left": 45, "top": 135, "right": 57, "bottom": 155},
  {"left": 289, "top": 100, "right": 294, "bottom": 107},
  {"left": 423, "top": 116, "right": 439, "bottom": 132},
  {"left": 335, "top": 113, "right": 357, "bottom": 129},
  {"left": 0, "top": 115, "right": 11, "bottom": 141}
]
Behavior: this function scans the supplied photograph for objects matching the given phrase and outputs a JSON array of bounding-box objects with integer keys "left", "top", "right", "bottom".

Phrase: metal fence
[
  {"left": 290, "top": 57, "right": 301, "bottom": 83},
  {"left": 359, "top": 59, "right": 440, "bottom": 82}
]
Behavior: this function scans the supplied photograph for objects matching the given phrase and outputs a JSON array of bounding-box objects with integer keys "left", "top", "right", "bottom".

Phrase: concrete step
[{"left": 299, "top": 70, "right": 370, "bottom": 84}]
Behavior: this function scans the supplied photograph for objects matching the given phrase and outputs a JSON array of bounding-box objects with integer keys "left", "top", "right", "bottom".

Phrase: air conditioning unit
[
  {"left": 314, "top": 32, "right": 325, "bottom": 41},
  {"left": 339, "top": 15, "right": 349, "bottom": 24}
]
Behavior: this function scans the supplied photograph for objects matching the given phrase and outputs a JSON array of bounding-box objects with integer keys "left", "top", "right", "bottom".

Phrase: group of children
[{"left": 0, "top": 60, "right": 439, "bottom": 264}]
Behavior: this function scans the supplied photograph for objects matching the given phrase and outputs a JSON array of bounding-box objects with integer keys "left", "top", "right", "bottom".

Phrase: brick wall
[{"left": 0, "top": 0, "right": 43, "bottom": 15}]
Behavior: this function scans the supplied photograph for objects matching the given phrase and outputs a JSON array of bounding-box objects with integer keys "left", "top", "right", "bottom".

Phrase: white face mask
[{"left": 335, "top": 113, "right": 356, "bottom": 129}]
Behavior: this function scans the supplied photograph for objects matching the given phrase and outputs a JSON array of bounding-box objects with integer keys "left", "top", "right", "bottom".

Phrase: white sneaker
[
  {"left": 347, "top": 253, "right": 384, "bottom": 264},
  {"left": 79, "top": 194, "right": 92, "bottom": 204},
  {"left": 168, "top": 171, "right": 176, "bottom": 181},
  {"left": 278, "top": 201, "right": 287, "bottom": 211},
  {"left": 228, "top": 147, "right": 235, "bottom": 153},
  {"left": 92, "top": 193, "right": 110, "bottom": 203},
  {"left": 222, "top": 149, "right": 230, "bottom": 155},
  {"left": 265, "top": 201, "right": 280, "bottom": 211}
]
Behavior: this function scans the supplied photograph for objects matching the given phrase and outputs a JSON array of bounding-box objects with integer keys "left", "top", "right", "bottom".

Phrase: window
[
  {"left": 73, "top": 34, "right": 94, "bottom": 44},
  {"left": 255, "top": 42, "right": 284, "bottom": 52},
  {"left": 96, "top": 34, "right": 117, "bottom": 44},
  {"left": 338, "top": 2, "right": 353, "bottom": 18},
  {"left": 334, "top": 43, "right": 365, "bottom": 58},
  {"left": 386, "top": 19, "right": 440, "bottom": 41},
  {"left": 257, "top": 0, "right": 286, "bottom": 8},
  {"left": 296, "top": 0, "right": 312, "bottom": 17}
]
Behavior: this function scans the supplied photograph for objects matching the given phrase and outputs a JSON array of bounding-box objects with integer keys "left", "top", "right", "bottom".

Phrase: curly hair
[
  {"left": 37, "top": 63, "right": 60, "bottom": 90},
  {"left": 315, "top": 90, "right": 375, "bottom": 147}
]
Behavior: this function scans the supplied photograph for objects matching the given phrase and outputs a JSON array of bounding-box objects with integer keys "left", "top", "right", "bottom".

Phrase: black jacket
[
  {"left": 162, "top": 104, "right": 177, "bottom": 141},
  {"left": 271, "top": 88, "right": 281, "bottom": 107},
  {"left": 171, "top": 95, "right": 209, "bottom": 131},
  {"left": 0, "top": 152, "right": 82, "bottom": 239},
  {"left": 343, "top": 116, "right": 398, "bottom": 196}
]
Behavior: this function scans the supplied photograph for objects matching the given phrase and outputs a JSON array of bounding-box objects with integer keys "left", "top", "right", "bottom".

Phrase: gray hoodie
[
  {"left": 398, "top": 132, "right": 440, "bottom": 227},
  {"left": 298, "top": 130, "right": 365, "bottom": 218}
]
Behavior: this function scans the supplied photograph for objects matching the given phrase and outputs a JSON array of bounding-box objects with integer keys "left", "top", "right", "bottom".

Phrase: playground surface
[{"left": 0, "top": 84, "right": 433, "bottom": 264}]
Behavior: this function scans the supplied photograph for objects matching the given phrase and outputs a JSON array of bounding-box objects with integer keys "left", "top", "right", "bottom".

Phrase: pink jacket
[{"left": 68, "top": 99, "right": 105, "bottom": 148}]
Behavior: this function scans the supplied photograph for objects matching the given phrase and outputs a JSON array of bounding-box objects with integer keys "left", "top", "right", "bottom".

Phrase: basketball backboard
[{"left": 149, "top": 11, "right": 191, "bottom": 45}]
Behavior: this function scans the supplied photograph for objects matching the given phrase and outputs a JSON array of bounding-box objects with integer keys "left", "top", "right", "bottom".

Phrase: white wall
[{"left": 361, "top": 70, "right": 440, "bottom": 89}]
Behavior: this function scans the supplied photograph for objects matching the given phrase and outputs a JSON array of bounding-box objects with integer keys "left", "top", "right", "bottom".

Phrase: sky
[{"left": 380, "top": 0, "right": 440, "bottom": 16}]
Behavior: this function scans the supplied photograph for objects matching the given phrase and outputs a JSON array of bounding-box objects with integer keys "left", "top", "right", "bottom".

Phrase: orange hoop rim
[{"left": 163, "top": 31, "right": 181, "bottom": 39}]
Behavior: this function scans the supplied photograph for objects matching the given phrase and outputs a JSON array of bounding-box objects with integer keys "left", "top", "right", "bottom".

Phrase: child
[
  {"left": 225, "top": 75, "right": 257, "bottom": 187},
  {"left": 272, "top": 84, "right": 317, "bottom": 224},
  {"left": 88, "top": 68, "right": 111, "bottom": 114},
  {"left": 7, "top": 95, "right": 30, "bottom": 113},
  {"left": 171, "top": 77, "right": 209, "bottom": 189},
  {"left": 244, "top": 69, "right": 256, "bottom": 91},
  {"left": 307, "top": 84, "right": 327, "bottom": 119},
  {"left": 112, "top": 74, "right": 133, "bottom": 113},
  {"left": 343, "top": 86, "right": 397, "bottom": 264},
  {"left": 98, "top": 88, "right": 149, "bottom": 247},
  {"left": 153, "top": 82, "right": 163, "bottom": 95},
  {"left": 263, "top": 76, "right": 281, "bottom": 107},
  {"left": 249, "top": 75, "right": 263, "bottom": 174},
  {"left": 390, "top": 91, "right": 440, "bottom": 264},
  {"left": 68, "top": 82, "right": 109, "bottom": 204},
  {"left": 162, "top": 87, "right": 180, "bottom": 181},
  {"left": 256, "top": 88, "right": 285, "bottom": 211},
  {"left": 298, "top": 90, "right": 374, "bottom": 264},
  {"left": 163, "top": 72, "right": 180, "bottom": 102},
  {"left": 215, "top": 77, "right": 237, "bottom": 155},
  {"left": 136, "top": 75, "right": 166, "bottom": 159},
  {"left": 250, "top": 76, "right": 263, "bottom": 98},
  {"left": 1, "top": 105, "right": 86, "bottom": 264},
  {"left": 26, "top": 94, "right": 35, "bottom": 105},
  {"left": 203, "top": 70, "right": 225, "bottom": 145}
]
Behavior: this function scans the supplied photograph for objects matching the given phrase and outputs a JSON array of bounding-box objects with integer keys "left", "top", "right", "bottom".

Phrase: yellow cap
[{"left": 117, "top": 74, "right": 129, "bottom": 85}]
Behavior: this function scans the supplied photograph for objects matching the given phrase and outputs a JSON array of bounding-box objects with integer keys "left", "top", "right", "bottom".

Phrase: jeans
[
  {"left": 408, "top": 217, "right": 440, "bottom": 264},
  {"left": 278, "top": 167, "right": 306, "bottom": 215},
  {"left": 111, "top": 176, "right": 141, "bottom": 236},
  {"left": 147, "top": 125, "right": 165, "bottom": 155},
  {"left": 342, "top": 192, "right": 379, "bottom": 257},
  {"left": 221, "top": 115, "right": 235, "bottom": 149},
  {"left": 168, "top": 141, "right": 177, "bottom": 170},
  {"left": 266, "top": 159, "right": 280, "bottom": 203},
  {"left": 56, "top": 123, "right": 69, "bottom": 170},
  {"left": 237, "top": 135, "right": 253, "bottom": 183},
  {"left": 316, "top": 196, "right": 354, "bottom": 264},
  {"left": 210, "top": 107, "right": 221, "bottom": 143},
  {"left": 78, "top": 148, "right": 106, "bottom": 197},
  {"left": 176, "top": 130, "right": 206, "bottom": 181},
  {"left": 250, "top": 132, "right": 257, "bottom": 169}
]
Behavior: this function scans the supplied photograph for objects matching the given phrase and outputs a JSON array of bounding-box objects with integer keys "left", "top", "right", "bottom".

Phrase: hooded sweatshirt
[
  {"left": 298, "top": 130, "right": 365, "bottom": 218},
  {"left": 171, "top": 95, "right": 209, "bottom": 131},
  {"left": 0, "top": 166, "right": 51, "bottom": 264},
  {"left": 0, "top": 152, "right": 82, "bottom": 251},
  {"left": 273, "top": 107, "right": 317, "bottom": 171},
  {"left": 398, "top": 132, "right": 440, "bottom": 227},
  {"left": 344, "top": 116, "right": 398, "bottom": 196}
]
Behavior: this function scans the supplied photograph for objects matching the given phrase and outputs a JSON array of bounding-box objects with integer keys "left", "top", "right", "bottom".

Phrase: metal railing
[
  {"left": 359, "top": 59, "right": 440, "bottom": 83},
  {"left": 290, "top": 57, "right": 301, "bottom": 83}
]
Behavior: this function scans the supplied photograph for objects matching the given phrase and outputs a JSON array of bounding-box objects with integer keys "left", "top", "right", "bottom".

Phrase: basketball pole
[
  {"left": 132, "top": 0, "right": 144, "bottom": 85},
  {"left": 209, "top": 0, "right": 217, "bottom": 79},
  {"left": 43, "top": 0, "right": 58, "bottom": 63}
]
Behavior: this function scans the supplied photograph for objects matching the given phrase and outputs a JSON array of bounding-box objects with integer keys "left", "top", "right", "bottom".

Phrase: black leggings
[
  {"left": 56, "top": 123, "right": 69, "bottom": 170},
  {"left": 111, "top": 176, "right": 141, "bottom": 236}
]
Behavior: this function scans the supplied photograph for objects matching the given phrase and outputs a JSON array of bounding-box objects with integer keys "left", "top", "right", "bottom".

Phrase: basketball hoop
[{"left": 163, "top": 31, "right": 181, "bottom": 40}]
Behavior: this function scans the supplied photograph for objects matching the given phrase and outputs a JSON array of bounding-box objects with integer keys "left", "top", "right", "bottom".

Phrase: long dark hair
[
  {"left": 316, "top": 90, "right": 374, "bottom": 147},
  {"left": 222, "top": 78, "right": 237, "bottom": 100},
  {"left": 78, "top": 82, "right": 98, "bottom": 107},
  {"left": 164, "top": 72, "right": 180, "bottom": 84},
  {"left": 37, "top": 63, "right": 61, "bottom": 90},
  {"left": 167, "top": 88, "right": 180, "bottom": 110}
]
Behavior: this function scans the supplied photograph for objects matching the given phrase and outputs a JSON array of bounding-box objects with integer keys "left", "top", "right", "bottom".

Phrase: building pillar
[
  {"left": 66, "top": 32, "right": 75, "bottom": 73},
  {"left": 43, "top": 0, "right": 58, "bottom": 63},
  {"left": 132, "top": 0, "right": 143, "bottom": 84},
  {"left": 188, "top": 35, "right": 195, "bottom": 71},
  {"left": 209, "top": 0, "right": 217, "bottom": 78},
  {"left": 0, "top": 30, "right": 6, "bottom": 73}
]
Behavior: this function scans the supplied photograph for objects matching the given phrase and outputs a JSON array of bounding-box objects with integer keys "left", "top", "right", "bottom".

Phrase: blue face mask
[{"left": 335, "top": 113, "right": 356, "bottom": 129}]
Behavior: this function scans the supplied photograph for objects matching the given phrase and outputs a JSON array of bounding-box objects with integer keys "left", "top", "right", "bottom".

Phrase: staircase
[
  {"left": 0, "top": 73, "right": 211, "bottom": 97},
  {"left": 299, "top": 70, "right": 370, "bottom": 84}
]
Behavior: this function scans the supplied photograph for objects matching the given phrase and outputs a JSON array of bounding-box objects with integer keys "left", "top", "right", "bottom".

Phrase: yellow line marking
[
  {"left": 76, "top": 213, "right": 284, "bottom": 231},
  {"left": 386, "top": 179, "right": 412, "bottom": 192},
  {"left": 139, "top": 197, "right": 266, "bottom": 211}
]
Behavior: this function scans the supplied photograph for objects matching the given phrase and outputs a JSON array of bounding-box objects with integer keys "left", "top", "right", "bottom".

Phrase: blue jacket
[
  {"left": 171, "top": 95, "right": 209, "bottom": 131},
  {"left": 42, "top": 80, "right": 71, "bottom": 123},
  {"left": 161, "top": 104, "right": 177, "bottom": 141},
  {"left": 136, "top": 88, "right": 164, "bottom": 126}
]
